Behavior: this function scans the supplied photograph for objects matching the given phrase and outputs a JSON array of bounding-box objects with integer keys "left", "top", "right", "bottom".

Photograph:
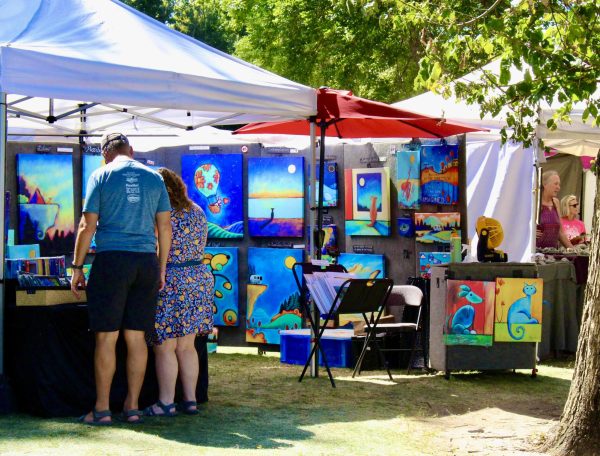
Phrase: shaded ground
[{"left": 0, "top": 353, "right": 574, "bottom": 455}]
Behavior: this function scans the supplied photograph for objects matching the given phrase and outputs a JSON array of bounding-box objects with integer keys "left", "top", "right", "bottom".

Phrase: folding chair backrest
[
  {"left": 337, "top": 278, "right": 394, "bottom": 315},
  {"left": 387, "top": 285, "right": 423, "bottom": 324}
]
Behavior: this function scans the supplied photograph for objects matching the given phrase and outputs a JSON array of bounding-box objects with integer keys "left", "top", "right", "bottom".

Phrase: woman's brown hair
[{"left": 158, "top": 167, "right": 193, "bottom": 211}]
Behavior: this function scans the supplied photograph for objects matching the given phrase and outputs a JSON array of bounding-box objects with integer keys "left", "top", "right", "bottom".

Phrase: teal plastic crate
[{"left": 280, "top": 329, "right": 353, "bottom": 368}]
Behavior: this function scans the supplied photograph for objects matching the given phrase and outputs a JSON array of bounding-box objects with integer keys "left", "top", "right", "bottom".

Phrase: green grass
[{"left": 0, "top": 353, "right": 573, "bottom": 455}]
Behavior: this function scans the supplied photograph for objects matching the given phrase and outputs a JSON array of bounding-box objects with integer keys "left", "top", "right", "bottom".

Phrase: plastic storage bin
[{"left": 280, "top": 329, "right": 353, "bottom": 368}]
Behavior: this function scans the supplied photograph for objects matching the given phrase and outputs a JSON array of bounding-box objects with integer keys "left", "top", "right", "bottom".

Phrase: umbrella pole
[
  {"left": 309, "top": 118, "right": 319, "bottom": 378},
  {"left": 316, "top": 122, "right": 327, "bottom": 259},
  {"left": 0, "top": 92, "right": 7, "bottom": 375}
]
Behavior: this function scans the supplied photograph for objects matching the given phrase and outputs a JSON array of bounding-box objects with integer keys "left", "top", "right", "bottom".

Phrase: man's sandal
[
  {"left": 78, "top": 408, "right": 112, "bottom": 426},
  {"left": 143, "top": 400, "right": 178, "bottom": 417},
  {"left": 179, "top": 400, "right": 199, "bottom": 415},
  {"left": 122, "top": 408, "right": 144, "bottom": 424}
]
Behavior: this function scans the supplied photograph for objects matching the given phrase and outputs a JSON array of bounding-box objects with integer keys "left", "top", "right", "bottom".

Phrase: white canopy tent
[
  {"left": 0, "top": 0, "right": 318, "bottom": 375},
  {"left": 393, "top": 60, "right": 599, "bottom": 263}
]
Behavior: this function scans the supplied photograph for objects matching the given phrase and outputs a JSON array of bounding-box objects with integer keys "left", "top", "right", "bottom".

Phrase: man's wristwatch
[{"left": 71, "top": 263, "right": 84, "bottom": 270}]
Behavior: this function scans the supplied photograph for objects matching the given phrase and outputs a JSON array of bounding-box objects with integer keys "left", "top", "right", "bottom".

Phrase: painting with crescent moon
[
  {"left": 181, "top": 154, "right": 244, "bottom": 239},
  {"left": 17, "top": 154, "right": 75, "bottom": 256},
  {"left": 247, "top": 156, "right": 304, "bottom": 237},
  {"left": 344, "top": 167, "right": 390, "bottom": 236},
  {"left": 246, "top": 247, "right": 304, "bottom": 345},
  {"left": 203, "top": 247, "right": 239, "bottom": 327}
]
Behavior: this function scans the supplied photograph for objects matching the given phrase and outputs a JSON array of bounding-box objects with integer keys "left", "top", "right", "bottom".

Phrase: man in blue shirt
[{"left": 71, "top": 133, "right": 172, "bottom": 425}]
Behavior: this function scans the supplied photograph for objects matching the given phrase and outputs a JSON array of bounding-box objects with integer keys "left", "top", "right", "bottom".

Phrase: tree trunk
[{"left": 544, "top": 168, "right": 600, "bottom": 455}]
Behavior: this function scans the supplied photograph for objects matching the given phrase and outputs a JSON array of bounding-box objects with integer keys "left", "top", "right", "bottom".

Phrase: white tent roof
[
  {"left": 393, "top": 60, "right": 600, "bottom": 156},
  {"left": 0, "top": 0, "right": 316, "bottom": 128}
]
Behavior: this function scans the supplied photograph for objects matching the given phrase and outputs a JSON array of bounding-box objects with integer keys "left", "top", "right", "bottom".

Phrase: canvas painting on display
[
  {"left": 444, "top": 280, "right": 495, "bottom": 346},
  {"left": 204, "top": 247, "right": 239, "bottom": 326},
  {"left": 396, "top": 147, "right": 420, "bottom": 208},
  {"left": 182, "top": 154, "right": 243, "bottom": 239},
  {"left": 17, "top": 154, "right": 75, "bottom": 256},
  {"left": 246, "top": 247, "right": 304, "bottom": 344},
  {"left": 420, "top": 144, "right": 459, "bottom": 205},
  {"left": 313, "top": 161, "right": 338, "bottom": 207},
  {"left": 337, "top": 253, "right": 385, "bottom": 279},
  {"left": 248, "top": 156, "right": 304, "bottom": 237},
  {"left": 344, "top": 167, "right": 390, "bottom": 236},
  {"left": 82, "top": 154, "right": 105, "bottom": 202},
  {"left": 414, "top": 212, "right": 461, "bottom": 243},
  {"left": 494, "top": 277, "right": 543, "bottom": 342},
  {"left": 418, "top": 252, "right": 451, "bottom": 279}
]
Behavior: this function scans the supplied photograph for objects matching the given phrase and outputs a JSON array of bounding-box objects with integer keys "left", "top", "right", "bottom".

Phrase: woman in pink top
[
  {"left": 560, "top": 194, "right": 587, "bottom": 245},
  {"left": 536, "top": 170, "right": 573, "bottom": 249}
]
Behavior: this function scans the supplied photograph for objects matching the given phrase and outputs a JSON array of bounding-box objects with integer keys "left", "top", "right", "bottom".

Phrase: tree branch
[{"left": 456, "top": 0, "right": 503, "bottom": 26}]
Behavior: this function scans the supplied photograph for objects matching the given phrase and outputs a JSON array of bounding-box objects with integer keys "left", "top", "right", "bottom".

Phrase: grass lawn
[{"left": 0, "top": 352, "right": 574, "bottom": 455}]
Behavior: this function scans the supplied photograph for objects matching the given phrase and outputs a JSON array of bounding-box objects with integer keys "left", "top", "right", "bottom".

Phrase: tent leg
[
  {"left": 0, "top": 92, "right": 7, "bottom": 375},
  {"left": 308, "top": 119, "right": 318, "bottom": 378}
]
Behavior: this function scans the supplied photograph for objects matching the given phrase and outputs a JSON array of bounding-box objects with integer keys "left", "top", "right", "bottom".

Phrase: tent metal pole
[
  {"left": 316, "top": 122, "right": 327, "bottom": 259},
  {"left": 308, "top": 118, "right": 318, "bottom": 378},
  {"left": 0, "top": 92, "right": 7, "bottom": 375}
]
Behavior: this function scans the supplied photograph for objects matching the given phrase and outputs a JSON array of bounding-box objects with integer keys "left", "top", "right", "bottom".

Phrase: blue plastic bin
[{"left": 280, "top": 329, "right": 353, "bottom": 368}]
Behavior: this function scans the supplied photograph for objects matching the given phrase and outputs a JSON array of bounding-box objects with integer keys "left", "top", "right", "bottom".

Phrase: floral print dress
[{"left": 149, "top": 204, "right": 214, "bottom": 345}]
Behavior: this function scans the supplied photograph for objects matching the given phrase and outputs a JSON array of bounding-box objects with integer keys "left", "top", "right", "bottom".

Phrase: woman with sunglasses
[{"left": 560, "top": 195, "right": 588, "bottom": 245}]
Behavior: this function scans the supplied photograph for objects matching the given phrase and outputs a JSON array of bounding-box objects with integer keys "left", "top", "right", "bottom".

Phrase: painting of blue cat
[{"left": 494, "top": 278, "right": 543, "bottom": 342}]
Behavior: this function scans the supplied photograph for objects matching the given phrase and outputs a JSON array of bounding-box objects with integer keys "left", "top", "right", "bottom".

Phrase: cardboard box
[
  {"left": 353, "top": 314, "right": 395, "bottom": 336},
  {"left": 16, "top": 289, "right": 87, "bottom": 306}
]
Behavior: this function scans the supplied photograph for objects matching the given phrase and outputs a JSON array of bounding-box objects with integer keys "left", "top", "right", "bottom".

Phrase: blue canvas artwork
[
  {"left": 246, "top": 247, "right": 304, "bottom": 345},
  {"left": 248, "top": 156, "right": 304, "bottom": 237},
  {"left": 344, "top": 168, "right": 391, "bottom": 236},
  {"left": 17, "top": 154, "right": 75, "bottom": 256},
  {"left": 396, "top": 147, "right": 420, "bottom": 208},
  {"left": 337, "top": 253, "right": 385, "bottom": 279},
  {"left": 204, "top": 247, "right": 239, "bottom": 327},
  {"left": 420, "top": 144, "right": 459, "bottom": 205},
  {"left": 181, "top": 154, "right": 244, "bottom": 239},
  {"left": 313, "top": 161, "right": 338, "bottom": 207},
  {"left": 82, "top": 154, "right": 104, "bottom": 202},
  {"left": 419, "top": 252, "right": 451, "bottom": 279}
]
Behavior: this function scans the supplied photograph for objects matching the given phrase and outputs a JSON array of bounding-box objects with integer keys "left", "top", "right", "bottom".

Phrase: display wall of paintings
[
  {"left": 396, "top": 147, "right": 420, "bottom": 209},
  {"left": 248, "top": 156, "right": 305, "bottom": 237},
  {"left": 344, "top": 167, "right": 390, "bottom": 236},
  {"left": 420, "top": 144, "right": 459, "bottom": 205},
  {"left": 246, "top": 247, "right": 304, "bottom": 344},
  {"left": 182, "top": 154, "right": 244, "bottom": 239},
  {"left": 204, "top": 247, "right": 239, "bottom": 326},
  {"left": 17, "top": 154, "right": 75, "bottom": 256},
  {"left": 337, "top": 253, "right": 385, "bottom": 279},
  {"left": 444, "top": 280, "right": 495, "bottom": 346},
  {"left": 314, "top": 161, "right": 338, "bottom": 207},
  {"left": 494, "top": 278, "right": 543, "bottom": 342},
  {"left": 414, "top": 212, "right": 460, "bottom": 244},
  {"left": 418, "top": 252, "right": 451, "bottom": 279}
]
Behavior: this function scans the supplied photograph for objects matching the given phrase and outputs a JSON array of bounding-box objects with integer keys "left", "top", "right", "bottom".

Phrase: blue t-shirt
[{"left": 83, "top": 156, "right": 171, "bottom": 253}]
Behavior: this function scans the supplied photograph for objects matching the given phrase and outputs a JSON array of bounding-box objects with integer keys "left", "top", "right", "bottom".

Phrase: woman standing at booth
[
  {"left": 146, "top": 168, "right": 214, "bottom": 416},
  {"left": 560, "top": 195, "right": 587, "bottom": 245},
  {"left": 536, "top": 170, "right": 574, "bottom": 250}
]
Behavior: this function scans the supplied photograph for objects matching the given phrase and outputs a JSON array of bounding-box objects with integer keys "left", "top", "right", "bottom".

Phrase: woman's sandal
[
  {"left": 122, "top": 408, "right": 144, "bottom": 424},
  {"left": 78, "top": 408, "right": 112, "bottom": 426},
  {"left": 143, "top": 400, "right": 178, "bottom": 417},
  {"left": 179, "top": 400, "right": 199, "bottom": 416}
]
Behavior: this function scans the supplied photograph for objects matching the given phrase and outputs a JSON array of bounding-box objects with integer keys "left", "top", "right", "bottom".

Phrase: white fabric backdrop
[{"left": 466, "top": 138, "right": 536, "bottom": 262}]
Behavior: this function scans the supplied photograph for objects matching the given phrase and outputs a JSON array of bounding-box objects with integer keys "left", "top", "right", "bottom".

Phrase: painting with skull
[{"left": 181, "top": 154, "right": 244, "bottom": 238}]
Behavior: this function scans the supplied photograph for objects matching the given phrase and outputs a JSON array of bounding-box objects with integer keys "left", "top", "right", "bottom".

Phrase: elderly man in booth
[{"left": 70, "top": 133, "right": 172, "bottom": 425}]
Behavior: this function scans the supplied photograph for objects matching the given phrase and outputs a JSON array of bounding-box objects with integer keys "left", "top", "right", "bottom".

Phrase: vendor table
[
  {"left": 4, "top": 301, "right": 209, "bottom": 417},
  {"left": 429, "top": 261, "right": 580, "bottom": 375}
]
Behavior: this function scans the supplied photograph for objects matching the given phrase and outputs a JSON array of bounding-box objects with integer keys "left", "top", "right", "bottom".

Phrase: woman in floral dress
[{"left": 146, "top": 168, "right": 214, "bottom": 416}]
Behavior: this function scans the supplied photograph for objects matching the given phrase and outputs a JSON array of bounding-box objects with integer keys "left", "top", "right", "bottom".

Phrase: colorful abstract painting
[
  {"left": 396, "top": 147, "right": 420, "bottom": 208},
  {"left": 246, "top": 247, "right": 304, "bottom": 344},
  {"left": 414, "top": 212, "right": 461, "bottom": 243},
  {"left": 344, "top": 168, "right": 390, "bottom": 236},
  {"left": 420, "top": 144, "right": 459, "bottom": 205},
  {"left": 182, "top": 154, "right": 243, "bottom": 239},
  {"left": 204, "top": 247, "right": 239, "bottom": 327},
  {"left": 314, "top": 161, "right": 338, "bottom": 207},
  {"left": 248, "top": 156, "right": 304, "bottom": 237},
  {"left": 337, "top": 253, "right": 385, "bottom": 279},
  {"left": 494, "top": 278, "right": 543, "bottom": 342},
  {"left": 82, "top": 155, "right": 104, "bottom": 201},
  {"left": 418, "top": 252, "right": 451, "bottom": 279},
  {"left": 17, "top": 154, "right": 75, "bottom": 256},
  {"left": 444, "top": 280, "right": 495, "bottom": 346}
]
